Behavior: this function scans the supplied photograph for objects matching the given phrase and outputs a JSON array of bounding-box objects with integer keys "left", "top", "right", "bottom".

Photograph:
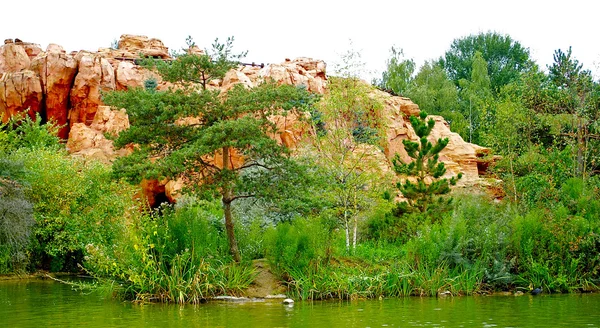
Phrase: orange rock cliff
[{"left": 0, "top": 35, "right": 494, "bottom": 205}]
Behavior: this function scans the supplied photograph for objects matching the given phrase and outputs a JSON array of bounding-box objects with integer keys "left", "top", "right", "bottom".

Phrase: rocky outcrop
[
  {"left": 69, "top": 53, "right": 116, "bottom": 126},
  {"left": 0, "top": 70, "right": 43, "bottom": 122},
  {"left": 0, "top": 43, "right": 31, "bottom": 73},
  {"left": 374, "top": 88, "right": 483, "bottom": 185},
  {"left": 108, "top": 34, "right": 170, "bottom": 59},
  {"left": 66, "top": 106, "right": 131, "bottom": 163},
  {"left": 221, "top": 57, "right": 327, "bottom": 94},
  {"left": 0, "top": 34, "right": 495, "bottom": 205},
  {"left": 31, "top": 45, "right": 78, "bottom": 138}
]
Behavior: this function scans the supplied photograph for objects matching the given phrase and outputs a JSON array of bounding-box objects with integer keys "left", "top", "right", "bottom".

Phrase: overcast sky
[{"left": 3, "top": 0, "right": 599, "bottom": 80}]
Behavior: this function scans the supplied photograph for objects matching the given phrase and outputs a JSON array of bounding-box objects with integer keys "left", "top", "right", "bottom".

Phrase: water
[{"left": 1, "top": 279, "right": 599, "bottom": 327}]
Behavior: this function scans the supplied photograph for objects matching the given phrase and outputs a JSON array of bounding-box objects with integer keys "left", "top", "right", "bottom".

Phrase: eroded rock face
[
  {"left": 374, "top": 87, "right": 484, "bottom": 186},
  {"left": 0, "top": 34, "right": 494, "bottom": 205},
  {"left": 69, "top": 53, "right": 115, "bottom": 126},
  {"left": 260, "top": 57, "right": 327, "bottom": 94},
  {"left": 0, "top": 70, "right": 43, "bottom": 122},
  {"left": 0, "top": 43, "right": 31, "bottom": 73},
  {"left": 220, "top": 58, "right": 327, "bottom": 94},
  {"left": 114, "top": 60, "right": 161, "bottom": 90},
  {"left": 99, "top": 34, "right": 170, "bottom": 62},
  {"left": 31, "top": 45, "right": 78, "bottom": 138},
  {"left": 66, "top": 106, "right": 131, "bottom": 163}
]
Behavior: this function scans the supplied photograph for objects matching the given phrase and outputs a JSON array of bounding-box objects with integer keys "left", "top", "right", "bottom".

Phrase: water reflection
[{"left": 1, "top": 279, "right": 599, "bottom": 327}]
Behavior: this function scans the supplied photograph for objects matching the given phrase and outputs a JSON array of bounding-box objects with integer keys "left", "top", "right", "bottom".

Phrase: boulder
[
  {"left": 114, "top": 60, "right": 158, "bottom": 90},
  {"left": 221, "top": 58, "right": 327, "bottom": 94},
  {"left": 21, "top": 43, "right": 42, "bottom": 60},
  {"left": 90, "top": 105, "right": 129, "bottom": 136},
  {"left": 0, "top": 70, "right": 43, "bottom": 122},
  {"left": 260, "top": 58, "right": 327, "bottom": 94},
  {"left": 31, "top": 45, "right": 78, "bottom": 138},
  {"left": 427, "top": 115, "right": 480, "bottom": 185},
  {"left": 0, "top": 43, "right": 31, "bottom": 73},
  {"left": 66, "top": 106, "right": 131, "bottom": 163},
  {"left": 269, "top": 112, "right": 310, "bottom": 149},
  {"left": 108, "top": 34, "right": 170, "bottom": 59},
  {"left": 69, "top": 53, "right": 115, "bottom": 126},
  {"left": 221, "top": 69, "right": 254, "bottom": 91}
]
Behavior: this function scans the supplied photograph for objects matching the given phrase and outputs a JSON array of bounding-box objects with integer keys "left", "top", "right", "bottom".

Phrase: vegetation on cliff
[{"left": 1, "top": 32, "right": 600, "bottom": 302}]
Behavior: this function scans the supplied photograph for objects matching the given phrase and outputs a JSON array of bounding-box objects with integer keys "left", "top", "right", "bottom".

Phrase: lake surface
[{"left": 1, "top": 279, "right": 599, "bottom": 327}]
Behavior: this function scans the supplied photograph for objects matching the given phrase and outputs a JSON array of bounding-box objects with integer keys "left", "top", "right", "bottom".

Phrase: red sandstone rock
[
  {"left": 66, "top": 106, "right": 131, "bottom": 163},
  {"left": 0, "top": 35, "right": 495, "bottom": 204},
  {"left": 90, "top": 105, "right": 129, "bottom": 136},
  {"left": 105, "top": 34, "right": 170, "bottom": 60},
  {"left": 69, "top": 53, "right": 115, "bottom": 126},
  {"left": 0, "top": 70, "right": 43, "bottom": 122},
  {"left": 0, "top": 43, "right": 31, "bottom": 73},
  {"left": 31, "top": 45, "right": 78, "bottom": 138},
  {"left": 114, "top": 60, "right": 160, "bottom": 90}
]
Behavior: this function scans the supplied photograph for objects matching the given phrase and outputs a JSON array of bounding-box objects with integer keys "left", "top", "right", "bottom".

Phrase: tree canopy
[
  {"left": 442, "top": 31, "right": 532, "bottom": 94},
  {"left": 104, "top": 37, "right": 317, "bottom": 262}
]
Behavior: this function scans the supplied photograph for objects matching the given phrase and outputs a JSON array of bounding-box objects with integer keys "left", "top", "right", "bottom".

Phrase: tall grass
[
  {"left": 266, "top": 192, "right": 600, "bottom": 300},
  {"left": 85, "top": 201, "right": 256, "bottom": 304}
]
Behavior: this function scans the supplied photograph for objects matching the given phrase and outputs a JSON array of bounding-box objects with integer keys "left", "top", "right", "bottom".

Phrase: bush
[
  {"left": 0, "top": 177, "right": 34, "bottom": 273},
  {"left": 7, "top": 148, "right": 138, "bottom": 272},
  {"left": 264, "top": 218, "right": 330, "bottom": 275},
  {"left": 2, "top": 114, "right": 61, "bottom": 151},
  {"left": 85, "top": 200, "right": 255, "bottom": 303}
]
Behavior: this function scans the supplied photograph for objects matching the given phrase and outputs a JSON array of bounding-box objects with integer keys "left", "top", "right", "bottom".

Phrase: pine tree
[
  {"left": 393, "top": 111, "right": 462, "bottom": 216},
  {"left": 104, "top": 37, "right": 317, "bottom": 262}
]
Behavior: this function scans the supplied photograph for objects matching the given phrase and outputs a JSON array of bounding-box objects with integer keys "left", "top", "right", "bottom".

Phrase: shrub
[
  {"left": 264, "top": 218, "right": 330, "bottom": 275},
  {"left": 0, "top": 177, "right": 34, "bottom": 273},
  {"left": 85, "top": 200, "right": 255, "bottom": 303},
  {"left": 7, "top": 148, "right": 138, "bottom": 271}
]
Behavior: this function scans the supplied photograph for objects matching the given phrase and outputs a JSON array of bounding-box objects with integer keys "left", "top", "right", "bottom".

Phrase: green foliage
[
  {"left": 458, "top": 51, "right": 495, "bottom": 143},
  {"left": 158, "top": 200, "right": 230, "bottom": 262},
  {"left": 1, "top": 114, "right": 61, "bottom": 152},
  {"left": 85, "top": 200, "right": 256, "bottom": 303},
  {"left": 0, "top": 161, "right": 34, "bottom": 273},
  {"left": 405, "top": 61, "right": 466, "bottom": 134},
  {"left": 376, "top": 47, "right": 415, "bottom": 96},
  {"left": 110, "top": 38, "right": 119, "bottom": 50},
  {"left": 264, "top": 218, "right": 330, "bottom": 275},
  {"left": 443, "top": 31, "right": 532, "bottom": 94},
  {"left": 7, "top": 148, "right": 138, "bottom": 271},
  {"left": 393, "top": 112, "right": 462, "bottom": 216},
  {"left": 305, "top": 76, "right": 390, "bottom": 252},
  {"left": 143, "top": 77, "right": 158, "bottom": 92},
  {"left": 146, "top": 36, "right": 246, "bottom": 90},
  {"left": 105, "top": 36, "right": 319, "bottom": 262}
]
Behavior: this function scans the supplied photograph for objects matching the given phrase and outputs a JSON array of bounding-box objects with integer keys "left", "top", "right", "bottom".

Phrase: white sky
[{"left": 3, "top": 0, "right": 599, "bottom": 80}]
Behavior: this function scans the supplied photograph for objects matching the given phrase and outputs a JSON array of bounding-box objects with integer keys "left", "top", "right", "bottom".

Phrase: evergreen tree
[
  {"left": 393, "top": 112, "right": 462, "bottom": 215},
  {"left": 104, "top": 37, "right": 317, "bottom": 262},
  {"left": 547, "top": 47, "right": 600, "bottom": 177}
]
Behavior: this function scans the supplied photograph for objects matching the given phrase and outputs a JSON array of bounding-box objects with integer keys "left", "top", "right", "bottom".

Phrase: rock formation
[
  {"left": 31, "top": 45, "right": 78, "bottom": 138},
  {"left": 69, "top": 53, "right": 116, "bottom": 126},
  {"left": 0, "top": 34, "right": 494, "bottom": 205},
  {"left": 0, "top": 70, "right": 43, "bottom": 122}
]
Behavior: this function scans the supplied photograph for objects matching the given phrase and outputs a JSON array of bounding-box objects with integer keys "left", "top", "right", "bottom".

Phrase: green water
[{"left": 1, "top": 279, "right": 599, "bottom": 327}]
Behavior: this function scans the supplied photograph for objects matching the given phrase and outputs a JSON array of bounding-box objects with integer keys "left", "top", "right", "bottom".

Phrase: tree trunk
[
  {"left": 352, "top": 216, "right": 358, "bottom": 250},
  {"left": 576, "top": 117, "right": 586, "bottom": 177},
  {"left": 223, "top": 197, "right": 241, "bottom": 262},
  {"left": 222, "top": 146, "right": 241, "bottom": 262},
  {"left": 352, "top": 193, "right": 358, "bottom": 250},
  {"left": 344, "top": 209, "right": 350, "bottom": 253}
]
